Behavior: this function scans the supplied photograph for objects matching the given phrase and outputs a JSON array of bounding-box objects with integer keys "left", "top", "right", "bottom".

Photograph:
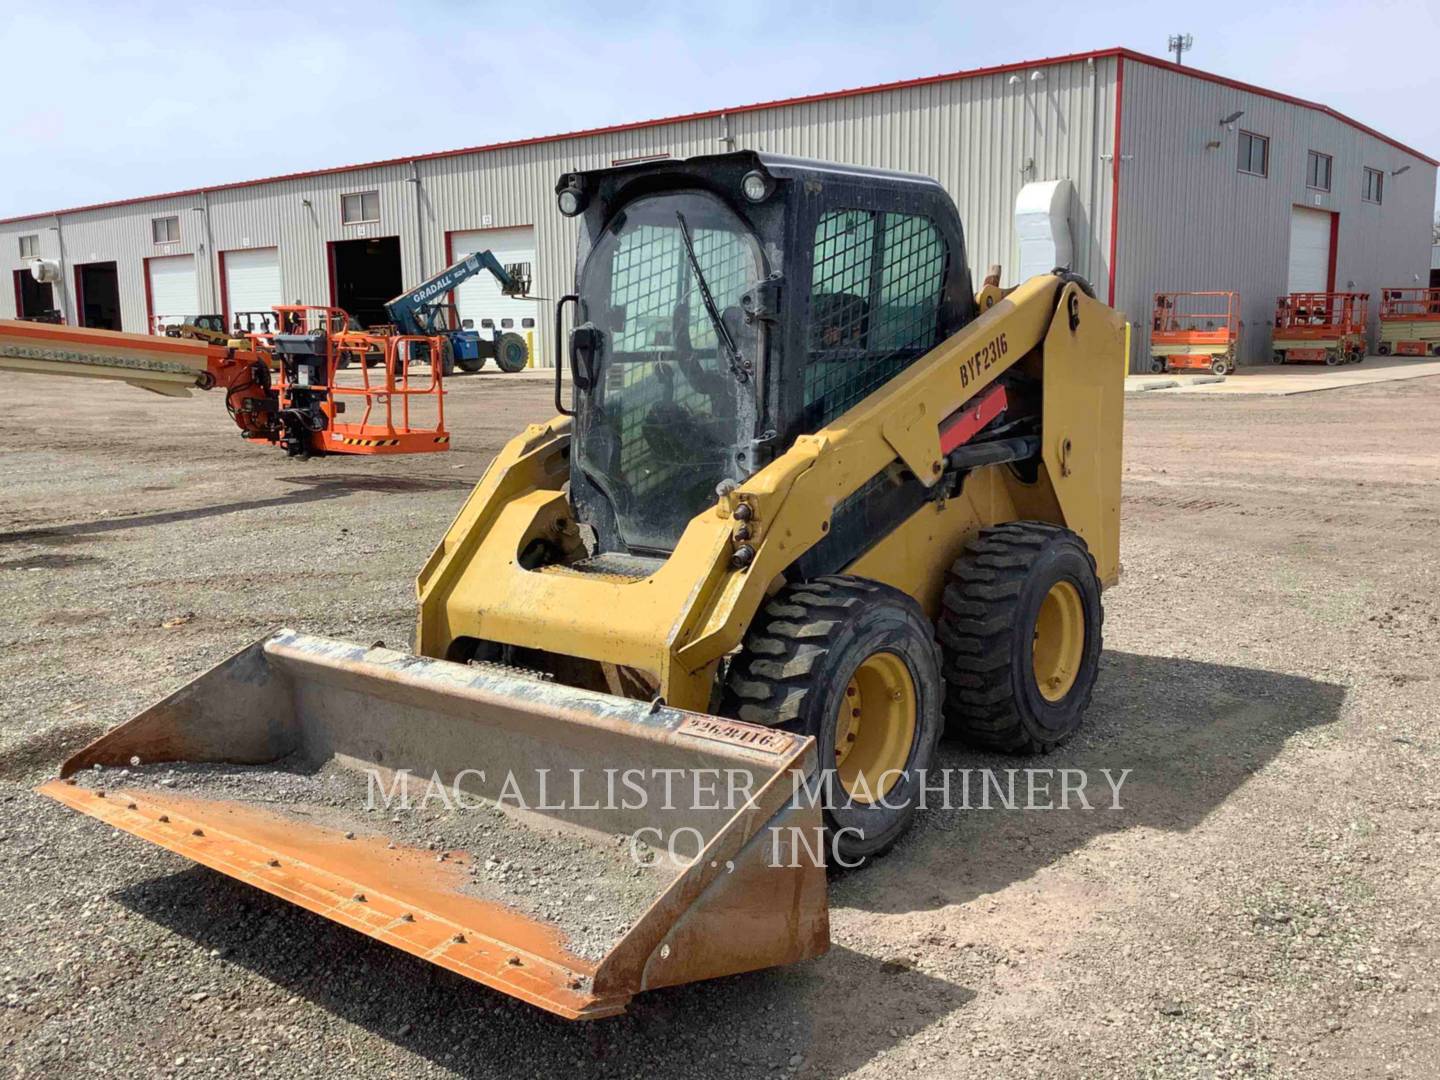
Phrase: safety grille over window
[
  {"left": 605, "top": 221, "right": 753, "bottom": 499},
  {"left": 804, "top": 209, "right": 948, "bottom": 428},
  {"left": 609, "top": 224, "right": 752, "bottom": 355}
]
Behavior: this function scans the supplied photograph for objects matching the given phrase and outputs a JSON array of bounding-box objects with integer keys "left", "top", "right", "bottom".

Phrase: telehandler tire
[
  {"left": 938, "top": 522, "right": 1102, "bottom": 754},
  {"left": 495, "top": 332, "right": 530, "bottom": 373},
  {"left": 723, "top": 575, "right": 943, "bottom": 864}
]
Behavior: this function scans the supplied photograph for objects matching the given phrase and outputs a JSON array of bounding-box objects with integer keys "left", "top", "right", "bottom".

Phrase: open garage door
[
  {"left": 147, "top": 254, "right": 201, "bottom": 333},
  {"left": 1287, "top": 207, "right": 1333, "bottom": 294},
  {"left": 76, "top": 262, "right": 121, "bottom": 330},
  {"left": 450, "top": 226, "right": 539, "bottom": 366},
  {"left": 13, "top": 270, "right": 55, "bottom": 320},
  {"left": 222, "top": 248, "right": 282, "bottom": 331},
  {"left": 331, "top": 237, "right": 403, "bottom": 330}
]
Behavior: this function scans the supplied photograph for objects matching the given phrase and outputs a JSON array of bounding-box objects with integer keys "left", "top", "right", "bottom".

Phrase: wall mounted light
[
  {"left": 1220, "top": 110, "right": 1244, "bottom": 132},
  {"left": 1391, "top": 165, "right": 1411, "bottom": 177}
]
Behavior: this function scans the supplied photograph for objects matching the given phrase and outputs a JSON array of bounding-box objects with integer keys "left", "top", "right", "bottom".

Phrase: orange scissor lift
[
  {"left": 1149, "top": 291, "right": 1241, "bottom": 375},
  {"left": 1272, "top": 292, "right": 1368, "bottom": 366},
  {"left": 1377, "top": 288, "right": 1440, "bottom": 358}
]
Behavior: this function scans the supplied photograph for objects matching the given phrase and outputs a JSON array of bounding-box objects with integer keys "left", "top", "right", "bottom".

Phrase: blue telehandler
[{"left": 384, "top": 250, "right": 532, "bottom": 374}]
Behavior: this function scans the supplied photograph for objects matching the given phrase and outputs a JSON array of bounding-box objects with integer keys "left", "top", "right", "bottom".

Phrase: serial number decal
[
  {"left": 958, "top": 332, "right": 1008, "bottom": 388},
  {"left": 677, "top": 716, "right": 792, "bottom": 754}
]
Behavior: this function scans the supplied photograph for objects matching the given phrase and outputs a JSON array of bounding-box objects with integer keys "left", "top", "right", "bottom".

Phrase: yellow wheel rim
[
  {"left": 834, "top": 652, "right": 916, "bottom": 804},
  {"left": 1032, "top": 580, "right": 1085, "bottom": 702}
]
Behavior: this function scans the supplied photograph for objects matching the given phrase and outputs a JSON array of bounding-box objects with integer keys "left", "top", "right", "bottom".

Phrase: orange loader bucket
[{"left": 39, "top": 631, "right": 829, "bottom": 1019}]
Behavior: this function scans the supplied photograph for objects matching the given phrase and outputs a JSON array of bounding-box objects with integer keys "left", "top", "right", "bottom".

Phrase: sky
[{"left": 3, "top": 0, "right": 1437, "bottom": 217}]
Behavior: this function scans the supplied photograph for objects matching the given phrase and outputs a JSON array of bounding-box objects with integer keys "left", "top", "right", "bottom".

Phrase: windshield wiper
[{"left": 674, "top": 211, "right": 747, "bottom": 382}]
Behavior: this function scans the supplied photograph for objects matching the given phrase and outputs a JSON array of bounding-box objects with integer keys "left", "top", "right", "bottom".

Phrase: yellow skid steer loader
[{"left": 42, "top": 152, "right": 1124, "bottom": 1019}]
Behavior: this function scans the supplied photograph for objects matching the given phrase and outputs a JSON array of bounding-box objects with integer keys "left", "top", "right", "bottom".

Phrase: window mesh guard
[{"left": 805, "top": 209, "right": 948, "bottom": 427}]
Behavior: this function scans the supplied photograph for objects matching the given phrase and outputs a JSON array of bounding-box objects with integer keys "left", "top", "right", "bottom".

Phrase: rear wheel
[
  {"left": 1325, "top": 350, "right": 1341, "bottom": 366},
  {"left": 937, "top": 522, "right": 1103, "bottom": 754},
  {"left": 495, "top": 332, "right": 529, "bottom": 373},
  {"left": 1149, "top": 358, "right": 1165, "bottom": 374},
  {"left": 1272, "top": 351, "right": 1286, "bottom": 365},
  {"left": 1377, "top": 342, "right": 1391, "bottom": 356},
  {"left": 457, "top": 353, "right": 484, "bottom": 373},
  {"left": 722, "top": 576, "right": 943, "bottom": 863},
  {"left": 1211, "top": 355, "right": 1231, "bottom": 375}
]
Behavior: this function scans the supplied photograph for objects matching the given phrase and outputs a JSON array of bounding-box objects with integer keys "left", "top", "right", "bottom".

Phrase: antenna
[{"left": 1168, "top": 33, "right": 1193, "bottom": 65}]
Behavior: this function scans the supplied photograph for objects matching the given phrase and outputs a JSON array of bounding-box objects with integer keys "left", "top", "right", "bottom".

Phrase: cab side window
[{"left": 805, "top": 209, "right": 949, "bottom": 428}]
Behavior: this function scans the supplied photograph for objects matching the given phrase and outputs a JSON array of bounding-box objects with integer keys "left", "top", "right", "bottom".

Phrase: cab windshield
[{"left": 575, "top": 191, "right": 762, "bottom": 552}]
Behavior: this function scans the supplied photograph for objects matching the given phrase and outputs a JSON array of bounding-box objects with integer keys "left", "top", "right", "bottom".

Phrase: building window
[
  {"left": 1237, "top": 131, "right": 1269, "bottom": 177},
  {"left": 341, "top": 191, "right": 380, "bottom": 225},
  {"left": 152, "top": 216, "right": 180, "bottom": 243},
  {"left": 18, "top": 234, "right": 38, "bottom": 258},
  {"left": 1306, "top": 151, "right": 1332, "bottom": 192},
  {"left": 1363, "top": 167, "right": 1384, "bottom": 204}
]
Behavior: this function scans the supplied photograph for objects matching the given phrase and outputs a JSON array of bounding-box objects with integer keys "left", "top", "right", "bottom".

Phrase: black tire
[
  {"left": 456, "top": 354, "right": 484, "bottom": 373},
  {"left": 1272, "top": 351, "right": 1286, "bottom": 365},
  {"left": 438, "top": 340, "right": 455, "bottom": 378},
  {"left": 1325, "top": 350, "right": 1341, "bottom": 366},
  {"left": 1377, "top": 342, "right": 1391, "bottom": 356},
  {"left": 1149, "top": 358, "right": 1165, "bottom": 374},
  {"left": 1210, "top": 355, "right": 1230, "bottom": 376},
  {"left": 937, "top": 522, "right": 1103, "bottom": 754},
  {"left": 494, "top": 332, "right": 529, "bottom": 373},
  {"left": 722, "top": 576, "right": 943, "bottom": 863}
]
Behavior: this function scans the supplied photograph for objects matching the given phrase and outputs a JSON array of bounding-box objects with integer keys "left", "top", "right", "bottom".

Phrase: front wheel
[
  {"left": 494, "top": 332, "right": 529, "bottom": 373},
  {"left": 938, "top": 522, "right": 1103, "bottom": 754},
  {"left": 723, "top": 576, "right": 943, "bottom": 864},
  {"left": 1211, "top": 355, "right": 1231, "bottom": 375}
]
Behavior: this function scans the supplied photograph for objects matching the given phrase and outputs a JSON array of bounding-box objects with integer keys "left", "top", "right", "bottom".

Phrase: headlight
[
  {"left": 741, "top": 171, "right": 771, "bottom": 202},
  {"left": 557, "top": 187, "right": 585, "bottom": 217}
]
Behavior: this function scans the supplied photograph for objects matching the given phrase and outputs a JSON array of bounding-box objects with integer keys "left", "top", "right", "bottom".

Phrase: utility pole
[{"left": 1168, "top": 33, "right": 1193, "bottom": 65}]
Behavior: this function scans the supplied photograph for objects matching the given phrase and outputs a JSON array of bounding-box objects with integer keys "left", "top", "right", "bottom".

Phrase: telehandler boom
[{"left": 42, "top": 152, "right": 1124, "bottom": 1019}]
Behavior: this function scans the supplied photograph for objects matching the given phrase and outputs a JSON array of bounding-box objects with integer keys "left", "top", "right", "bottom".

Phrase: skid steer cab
[{"left": 44, "top": 152, "right": 1124, "bottom": 1020}]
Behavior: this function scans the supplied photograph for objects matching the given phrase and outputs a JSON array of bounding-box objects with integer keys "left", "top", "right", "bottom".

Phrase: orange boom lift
[
  {"left": 1149, "top": 291, "right": 1241, "bottom": 375},
  {"left": 1271, "top": 292, "right": 1368, "bottom": 366},
  {"left": 0, "top": 306, "right": 449, "bottom": 457},
  {"left": 1377, "top": 288, "right": 1440, "bottom": 357}
]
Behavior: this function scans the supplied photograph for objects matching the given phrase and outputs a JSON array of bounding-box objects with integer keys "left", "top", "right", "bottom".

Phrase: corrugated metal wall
[
  {"left": 1117, "top": 60, "right": 1437, "bottom": 368},
  {"left": 0, "top": 56, "right": 1118, "bottom": 365}
]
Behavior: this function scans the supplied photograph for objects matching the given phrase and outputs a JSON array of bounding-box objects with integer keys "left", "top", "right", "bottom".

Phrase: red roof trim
[{"left": 2, "top": 47, "right": 1432, "bottom": 225}]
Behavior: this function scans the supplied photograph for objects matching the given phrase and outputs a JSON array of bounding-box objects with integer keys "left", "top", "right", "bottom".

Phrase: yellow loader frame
[{"left": 416, "top": 274, "right": 1124, "bottom": 712}]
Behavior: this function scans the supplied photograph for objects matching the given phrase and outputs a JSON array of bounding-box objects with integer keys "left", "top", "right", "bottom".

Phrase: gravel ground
[{"left": 2, "top": 370, "right": 1439, "bottom": 1077}]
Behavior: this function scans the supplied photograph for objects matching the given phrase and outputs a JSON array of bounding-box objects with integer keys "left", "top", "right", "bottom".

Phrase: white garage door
[
  {"left": 449, "top": 226, "right": 540, "bottom": 366},
  {"left": 1287, "top": 207, "right": 1333, "bottom": 294},
  {"left": 223, "top": 247, "right": 282, "bottom": 328},
  {"left": 147, "top": 254, "right": 199, "bottom": 330}
]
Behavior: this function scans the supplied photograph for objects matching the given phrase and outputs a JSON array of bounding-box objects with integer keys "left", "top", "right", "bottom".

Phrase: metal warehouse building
[{"left": 3, "top": 47, "right": 1434, "bottom": 370}]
